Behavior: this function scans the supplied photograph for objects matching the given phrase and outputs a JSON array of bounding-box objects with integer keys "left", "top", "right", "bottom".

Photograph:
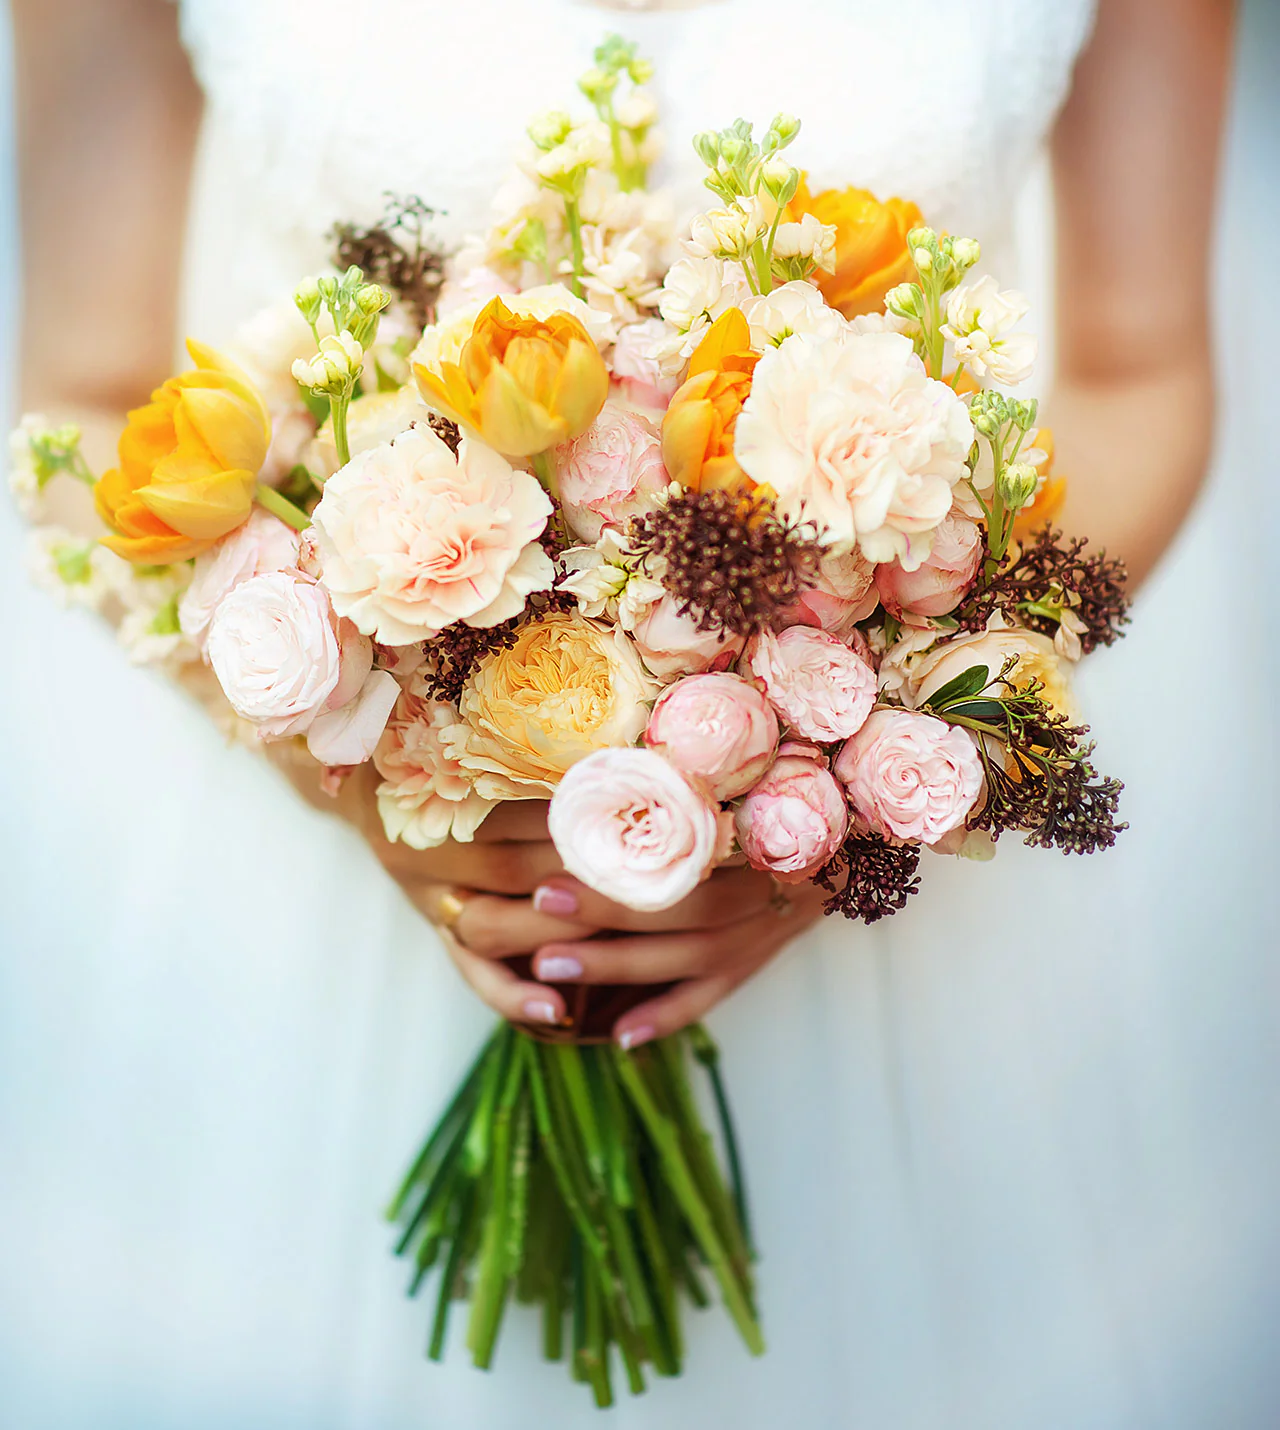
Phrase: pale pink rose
[
  {"left": 645, "top": 672, "right": 779, "bottom": 800},
  {"left": 556, "top": 403, "right": 669, "bottom": 544},
  {"left": 778, "top": 549, "right": 879, "bottom": 638},
  {"left": 875, "top": 513, "right": 983, "bottom": 619},
  {"left": 834, "top": 708, "right": 983, "bottom": 844},
  {"left": 735, "top": 331, "right": 973, "bottom": 569},
  {"left": 312, "top": 425, "right": 554, "bottom": 645},
  {"left": 306, "top": 669, "right": 400, "bottom": 767},
  {"left": 206, "top": 570, "right": 374, "bottom": 744},
  {"left": 734, "top": 751, "right": 848, "bottom": 883},
  {"left": 548, "top": 747, "right": 728, "bottom": 913},
  {"left": 747, "top": 626, "right": 876, "bottom": 742},
  {"left": 631, "top": 595, "right": 744, "bottom": 681},
  {"left": 179, "top": 509, "right": 302, "bottom": 652},
  {"left": 610, "top": 318, "right": 681, "bottom": 409},
  {"left": 373, "top": 692, "right": 497, "bottom": 848}
]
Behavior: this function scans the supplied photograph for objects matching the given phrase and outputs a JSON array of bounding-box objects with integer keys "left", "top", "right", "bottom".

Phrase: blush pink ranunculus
[
  {"left": 311, "top": 425, "right": 555, "bottom": 645},
  {"left": 777, "top": 548, "right": 879, "bottom": 639},
  {"left": 874, "top": 513, "right": 984, "bottom": 619},
  {"left": 556, "top": 402, "right": 669, "bottom": 544},
  {"left": 631, "top": 594, "right": 744, "bottom": 681},
  {"left": 206, "top": 569, "right": 395, "bottom": 764},
  {"left": 645, "top": 671, "right": 779, "bottom": 800},
  {"left": 178, "top": 507, "right": 302, "bottom": 652},
  {"left": 547, "top": 747, "right": 728, "bottom": 913},
  {"left": 834, "top": 707, "right": 983, "bottom": 844},
  {"left": 747, "top": 626, "right": 876, "bottom": 742},
  {"left": 734, "top": 749, "right": 849, "bottom": 883}
]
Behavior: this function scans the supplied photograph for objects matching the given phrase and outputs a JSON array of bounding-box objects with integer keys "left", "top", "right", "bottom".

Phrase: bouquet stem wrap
[{"left": 387, "top": 1024, "right": 761, "bottom": 1405}]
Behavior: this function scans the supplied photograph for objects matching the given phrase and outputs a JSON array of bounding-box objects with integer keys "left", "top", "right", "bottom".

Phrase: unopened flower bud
[
  {"left": 760, "top": 157, "right": 799, "bottom": 204},
  {"left": 356, "top": 283, "right": 390, "bottom": 315},
  {"left": 1013, "top": 398, "right": 1039, "bottom": 430},
  {"left": 769, "top": 113, "right": 801, "bottom": 147},
  {"left": 950, "top": 236, "right": 981, "bottom": 270},
  {"left": 578, "top": 66, "right": 617, "bottom": 103},
  {"left": 913, "top": 246, "right": 933, "bottom": 273},
  {"left": 971, "top": 410, "right": 1001, "bottom": 439},
  {"left": 294, "top": 277, "right": 323, "bottom": 325},
  {"left": 692, "top": 131, "right": 721, "bottom": 167},
  {"left": 720, "top": 135, "right": 749, "bottom": 167},
  {"left": 997, "top": 461, "right": 1040, "bottom": 510},
  {"left": 886, "top": 282, "right": 924, "bottom": 320},
  {"left": 527, "top": 109, "right": 572, "bottom": 151}
]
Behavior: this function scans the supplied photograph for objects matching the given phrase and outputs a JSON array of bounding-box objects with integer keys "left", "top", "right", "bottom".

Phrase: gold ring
[{"left": 430, "top": 886, "right": 475, "bottom": 934}]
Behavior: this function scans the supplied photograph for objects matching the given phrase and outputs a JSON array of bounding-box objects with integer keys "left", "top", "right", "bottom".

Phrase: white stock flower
[
  {"left": 576, "top": 224, "right": 664, "bottom": 324},
  {"left": 9, "top": 416, "right": 53, "bottom": 519},
  {"left": 535, "top": 120, "right": 611, "bottom": 187},
  {"left": 686, "top": 196, "right": 772, "bottom": 261},
  {"left": 735, "top": 330, "right": 974, "bottom": 569},
  {"left": 557, "top": 530, "right": 665, "bottom": 626},
  {"left": 26, "top": 526, "right": 130, "bottom": 611},
  {"left": 655, "top": 256, "right": 751, "bottom": 372},
  {"left": 615, "top": 88, "right": 658, "bottom": 131},
  {"left": 117, "top": 566, "right": 198, "bottom": 669},
  {"left": 770, "top": 214, "right": 837, "bottom": 275},
  {"left": 740, "top": 281, "right": 847, "bottom": 349},
  {"left": 292, "top": 331, "right": 364, "bottom": 391},
  {"left": 941, "top": 276, "right": 1037, "bottom": 385}
]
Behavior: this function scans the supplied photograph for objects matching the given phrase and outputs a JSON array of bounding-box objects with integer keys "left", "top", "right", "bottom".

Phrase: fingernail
[
  {"left": 533, "top": 884, "right": 579, "bottom": 917},
  {"left": 536, "top": 954, "right": 584, "bottom": 982},
  {"left": 617, "top": 1024, "right": 656, "bottom": 1052},
  {"left": 523, "top": 999, "right": 560, "bottom": 1025}
]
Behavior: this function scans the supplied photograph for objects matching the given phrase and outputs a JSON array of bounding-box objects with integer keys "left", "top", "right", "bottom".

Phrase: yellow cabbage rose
[
  {"left": 660, "top": 309, "right": 759, "bottom": 494},
  {"left": 413, "top": 298, "right": 608, "bottom": 458},
  {"left": 786, "top": 178, "right": 923, "bottom": 319},
  {"left": 94, "top": 340, "right": 270, "bottom": 563},
  {"left": 442, "top": 613, "right": 658, "bottom": 799}
]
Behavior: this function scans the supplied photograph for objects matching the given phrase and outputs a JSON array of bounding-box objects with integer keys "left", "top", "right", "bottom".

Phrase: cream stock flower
[
  {"left": 374, "top": 692, "right": 496, "bottom": 848},
  {"left": 941, "top": 276, "right": 1037, "bottom": 386},
  {"left": 311, "top": 426, "right": 554, "bottom": 646},
  {"left": 770, "top": 214, "right": 837, "bottom": 275},
  {"left": 734, "top": 330, "right": 973, "bottom": 568},
  {"left": 740, "top": 281, "right": 847, "bottom": 350},
  {"left": 444, "top": 613, "right": 659, "bottom": 799}
]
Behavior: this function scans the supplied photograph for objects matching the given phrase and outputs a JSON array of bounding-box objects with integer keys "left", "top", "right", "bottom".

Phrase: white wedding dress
[{"left": 3, "top": 2, "right": 1280, "bottom": 1428}]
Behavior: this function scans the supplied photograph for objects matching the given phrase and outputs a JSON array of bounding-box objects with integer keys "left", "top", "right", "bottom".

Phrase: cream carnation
[
  {"left": 557, "top": 403, "right": 668, "bottom": 543},
  {"left": 311, "top": 426, "right": 554, "bottom": 645},
  {"left": 747, "top": 626, "right": 876, "bottom": 742},
  {"left": 374, "top": 693, "right": 496, "bottom": 848},
  {"left": 444, "top": 613, "right": 659, "bottom": 799},
  {"left": 734, "top": 330, "right": 973, "bottom": 569},
  {"left": 548, "top": 747, "right": 726, "bottom": 912},
  {"left": 835, "top": 708, "right": 983, "bottom": 845}
]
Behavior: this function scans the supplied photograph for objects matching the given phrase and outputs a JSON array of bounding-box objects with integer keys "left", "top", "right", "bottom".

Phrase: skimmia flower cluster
[{"left": 8, "top": 35, "right": 1130, "bottom": 1408}]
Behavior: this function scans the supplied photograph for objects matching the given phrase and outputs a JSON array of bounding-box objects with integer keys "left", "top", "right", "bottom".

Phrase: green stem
[
  {"left": 254, "top": 483, "right": 313, "bottom": 533},
  {"left": 563, "top": 198, "right": 586, "bottom": 300},
  {"left": 330, "top": 391, "right": 352, "bottom": 468}
]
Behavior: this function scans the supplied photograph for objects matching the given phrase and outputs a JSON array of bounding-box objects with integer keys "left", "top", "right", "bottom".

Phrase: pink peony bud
[
  {"left": 734, "top": 751, "right": 849, "bottom": 884},
  {"left": 834, "top": 708, "right": 983, "bottom": 844},
  {"left": 548, "top": 747, "right": 729, "bottom": 912},
  {"left": 746, "top": 626, "right": 876, "bottom": 742},
  {"left": 874, "top": 513, "right": 983, "bottom": 619},
  {"left": 778, "top": 549, "right": 879, "bottom": 638},
  {"left": 631, "top": 594, "right": 744, "bottom": 681},
  {"left": 645, "top": 672, "right": 779, "bottom": 800},
  {"left": 556, "top": 402, "right": 669, "bottom": 544}
]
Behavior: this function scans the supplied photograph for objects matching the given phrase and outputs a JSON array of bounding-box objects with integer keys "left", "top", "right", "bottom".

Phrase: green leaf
[
  {"left": 925, "top": 663, "right": 990, "bottom": 709},
  {"left": 943, "top": 697, "right": 1009, "bottom": 725}
]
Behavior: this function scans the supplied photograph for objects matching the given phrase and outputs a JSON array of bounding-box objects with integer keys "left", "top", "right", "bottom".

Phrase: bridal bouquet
[{"left": 11, "top": 36, "right": 1129, "bottom": 1406}]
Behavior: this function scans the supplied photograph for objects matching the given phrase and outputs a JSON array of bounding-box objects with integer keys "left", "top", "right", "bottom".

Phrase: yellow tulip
[
  {"left": 413, "top": 298, "right": 608, "bottom": 458},
  {"left": 660, "top": 309, "right": 759, "bottom": 494},
  {"left": 786, "top": 178, "right": 923, "bottom": 319},
  {"left": 94, "top": 340, "right": 270, "bottom": 563}
]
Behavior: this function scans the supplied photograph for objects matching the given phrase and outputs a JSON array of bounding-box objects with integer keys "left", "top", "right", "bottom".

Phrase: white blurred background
[{"left": 0, "top": 4, "right": 1277, "bottom": 1429}]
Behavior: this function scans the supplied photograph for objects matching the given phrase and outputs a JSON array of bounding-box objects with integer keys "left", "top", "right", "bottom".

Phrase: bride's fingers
[
  {"left": 417, "top": 886, "right": 598, "bottom": 958},
  {"left": 532, "top": 917, "right": 775, "bottom": 985},
  {"left": 532, "top": 865, "right": 777, "bottom": 933},
  {"left": 438, "top": 929, "right": 568, "bottom": 1028},
  {"left": 611, "top": 972, "right": 740, "bottom": 1049},
  {"left": 384, "top": 838, "right": 565, "bottom": 896}
]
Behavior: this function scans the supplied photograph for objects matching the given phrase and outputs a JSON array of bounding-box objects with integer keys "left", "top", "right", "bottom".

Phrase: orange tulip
[
  {"left": 94, "top": 340, "right": 270, "bottom": 563},
  {"left": 786, "top": 178, "right": 923, "bottom": 319},
  {"left": 1012, "top": 428, "right": 1067, "bottom": 540},
  {"left": 413, "top": 298, "right": 608, "bottom": 458},
  {"left": 661, "top": 309, "right": 760, "bottom": 494}
]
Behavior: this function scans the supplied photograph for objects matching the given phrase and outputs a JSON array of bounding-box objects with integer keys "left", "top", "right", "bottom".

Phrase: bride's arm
[{"left": 1050, "top": 0, "right": 1235, "bottom": 586}]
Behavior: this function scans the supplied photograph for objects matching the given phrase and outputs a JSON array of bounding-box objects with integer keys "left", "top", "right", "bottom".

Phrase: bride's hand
[{"left": 342, "top": 770, "right": 823, "bottom": 1044}]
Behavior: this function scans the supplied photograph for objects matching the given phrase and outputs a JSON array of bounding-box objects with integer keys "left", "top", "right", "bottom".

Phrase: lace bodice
[{"left": 177, "top": 0, "right": 1094, "bottom": 339}]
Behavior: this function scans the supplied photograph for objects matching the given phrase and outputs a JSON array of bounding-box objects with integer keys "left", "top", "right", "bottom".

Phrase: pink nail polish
[
  {"left": 523, "top": 999, "right": 560, "bottom": 1025},
  {"left": 617, "top": 1024, "right": 656, "bottom": 1052},
  {"left": 533, "top": 884, "right": 579, "bottom": 918},
  {"left": 537, "top": 954, "right": 583, "bottom": 982}
]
